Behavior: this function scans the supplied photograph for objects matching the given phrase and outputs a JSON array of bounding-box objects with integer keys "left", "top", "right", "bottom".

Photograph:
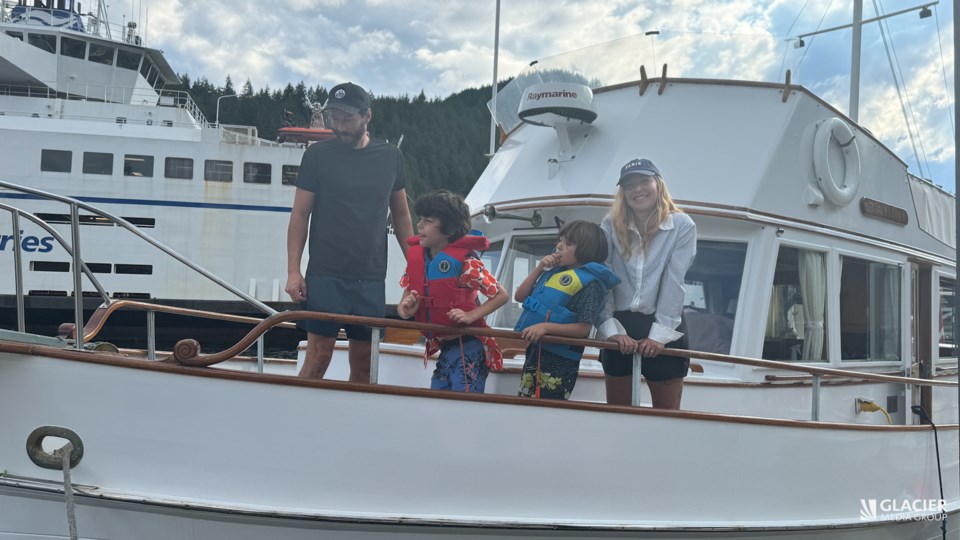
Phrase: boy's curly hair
[{"left": 414, "top": 190, "right": 471, "bottom": 242}]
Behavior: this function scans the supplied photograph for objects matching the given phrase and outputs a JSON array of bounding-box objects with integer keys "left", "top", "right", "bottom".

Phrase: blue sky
[{"left": 113, "top": 0, "right": 954, "bottom": 190}]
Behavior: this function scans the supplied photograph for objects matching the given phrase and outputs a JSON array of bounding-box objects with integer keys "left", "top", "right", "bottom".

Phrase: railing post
[
  {"left": 11, "top": 212, "right": 25, "bottom": 332},
  {"left": 146, "top": 311, "right": 156, "bottom": 361},
  {"left": 69, "top": 204, "right": 83, "bottom": 351},
  {"left": 256, "top": 335, "right": 264, "bottom": 374},
  {"left": 370, "top": 327, "right": 381, "bottom": 384},
  {"left": 811, "top": 374, "right": 821, "bottom": 421},
  {"left": 631, "top": 354, "right": 643, "bottom": 407}
]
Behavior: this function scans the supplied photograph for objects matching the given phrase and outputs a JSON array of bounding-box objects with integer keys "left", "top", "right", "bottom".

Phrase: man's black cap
[{"left": 322, "top": 82, "right": 371, "bottom": 114}]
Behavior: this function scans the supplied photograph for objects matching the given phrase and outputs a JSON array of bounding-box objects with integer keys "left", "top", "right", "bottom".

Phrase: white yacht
[{"left": 0, "top": 6, "right": 956, "bottom": 540}]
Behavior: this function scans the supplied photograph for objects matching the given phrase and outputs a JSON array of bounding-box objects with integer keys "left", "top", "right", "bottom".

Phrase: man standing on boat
[{"left": 286, "top": 82, "right": 414, "bottom": 382}]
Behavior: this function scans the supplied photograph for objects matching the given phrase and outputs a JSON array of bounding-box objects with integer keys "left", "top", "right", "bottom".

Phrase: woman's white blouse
[{"left": 597, "top": 212, "right": 697, "bottom": 344}]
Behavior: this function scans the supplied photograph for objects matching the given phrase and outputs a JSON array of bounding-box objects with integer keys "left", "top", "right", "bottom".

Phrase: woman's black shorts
[{"left": 599, "top": 311, "right": 689, "bottom": 382}]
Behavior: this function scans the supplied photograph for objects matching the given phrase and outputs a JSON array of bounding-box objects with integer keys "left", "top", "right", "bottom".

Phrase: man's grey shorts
[{"left": 299, "top": 274, "right": 386, "bottom": 342}]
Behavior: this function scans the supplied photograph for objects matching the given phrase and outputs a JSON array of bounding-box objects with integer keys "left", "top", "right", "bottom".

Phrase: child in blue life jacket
[
  {"left": 396, "top": 190, "right": 509, "bottom": 393},
  {"left": 514, "top": 220, "right": 620, "bottom": 400}
]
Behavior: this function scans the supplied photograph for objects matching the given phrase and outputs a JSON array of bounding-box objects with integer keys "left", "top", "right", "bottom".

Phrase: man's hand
[
  {"left": 285, "top": 273, "right": 307, "bottom": 302},
  {"left": 607, "top": 334, "right": 638, "bottom": 354},
  {"left": 447, "top": 308, "right": 476, "bottom": 325},
  {"left": 521, "top": 323, "right": 550, "bottom": 343}
]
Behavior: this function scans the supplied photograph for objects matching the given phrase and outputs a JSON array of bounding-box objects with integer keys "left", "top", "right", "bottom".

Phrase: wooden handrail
[
  {"left": 60, "top": 300, "right": 299, "bottom": 343},
  {"left": 169, "top": 311, "right": 958, "bottom": 388}
]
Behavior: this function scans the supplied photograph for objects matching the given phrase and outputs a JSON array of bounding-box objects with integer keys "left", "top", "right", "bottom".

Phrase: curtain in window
[{"left": 799, "top": 251, "right": 826, "bottom": 360}]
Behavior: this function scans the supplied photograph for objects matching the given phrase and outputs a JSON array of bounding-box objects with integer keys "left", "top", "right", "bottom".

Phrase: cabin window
[
  {"left": 165, "top": 157, "right": 193, "bottom": 179},
  {"left": 82, "top": 152, "right": 113, "bottom": 175},
  {"left": 481, "top": 240, "right": 504, "bottom": 278},
  {"left": 40, "top": 149, "right": 71, "bottom": 172},
  {"left": 204, "top": 160, "right": 233, "bottom": 182},
  {"left": 60, "top": 36, "right": 85, "bottom": 59},
  {"left": 683, "top": 241, "right": 747, "bottom": 356},
  {"left": 27, "top": 33, "right": 56, "bottom": 53},
  {"left": 939, "top": 277, "right": 956, "bottom": 360},
  {"left": 487, "top": 234, "right": 557, "bottom": 329},
  {"left": 840, "top": 256, "right": 901, "bottom": 362},
  {"left": 5, "top": 31, "right": 23, "bottom": 41},
  {"left": 243, "top": 162, "right": 271, "bottom": 184},
  {"left": 763, "top": 247, "right": 828, "bottom": 362},
  {"left": 88, "top": 43, "right": 115, "bottom": 66},
  {"left": 116, "top": 49, "right": 141, "bottom": 70},
  {"left": 123, "top": 154, "right": 154, "bottom": 177},
  {"left": 281, "top": 165, "right": 299, "bottom": 185}
]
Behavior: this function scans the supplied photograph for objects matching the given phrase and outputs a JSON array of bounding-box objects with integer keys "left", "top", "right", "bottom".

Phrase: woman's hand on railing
[{"left": 608, "top": 334, "right": 638, "bottom": 354}]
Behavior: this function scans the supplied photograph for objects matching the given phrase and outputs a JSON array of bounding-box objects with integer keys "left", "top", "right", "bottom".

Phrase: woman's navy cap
[
  {"left": 322, "top": 82, "right": 371, "bottom": 114},
  {"left": 617, "top": 158, "right": 660, "bottom": 184}
]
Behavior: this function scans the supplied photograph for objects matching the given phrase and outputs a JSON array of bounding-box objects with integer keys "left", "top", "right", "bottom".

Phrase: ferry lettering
[{"left": 0, "top": 232, "right": 55, "bottom": 253}]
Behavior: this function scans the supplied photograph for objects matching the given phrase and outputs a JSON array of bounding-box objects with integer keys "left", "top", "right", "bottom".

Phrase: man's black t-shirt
[{"left": 296, "top": 138, "right": 404, "bottom": 280}]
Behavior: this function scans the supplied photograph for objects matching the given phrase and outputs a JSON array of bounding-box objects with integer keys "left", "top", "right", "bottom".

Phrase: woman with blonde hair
[{"left": 597, "top": 158, "right": 697, "bottom": 409}]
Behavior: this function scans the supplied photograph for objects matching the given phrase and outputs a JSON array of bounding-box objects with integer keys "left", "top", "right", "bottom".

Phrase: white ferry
[
  {"left": 0, "top": 0, "right": 405, "bottom": 342},
  {"left": 0, "top": 6, "right": 956, "bottom": 540}
]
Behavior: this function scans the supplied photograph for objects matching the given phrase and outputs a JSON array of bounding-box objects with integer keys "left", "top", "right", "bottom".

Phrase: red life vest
[{"left": 404, "top": 235, "right": 491, "bottom": 337}]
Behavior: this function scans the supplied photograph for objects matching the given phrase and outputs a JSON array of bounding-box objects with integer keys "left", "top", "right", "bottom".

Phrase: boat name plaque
[{"left": 859, "top": 198, "right": 908, "bottom": 226}]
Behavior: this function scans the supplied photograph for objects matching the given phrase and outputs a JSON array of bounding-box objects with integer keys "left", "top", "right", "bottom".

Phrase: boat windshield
[{"left": 489, "top": 31, "right": 797, "bottom": 134}]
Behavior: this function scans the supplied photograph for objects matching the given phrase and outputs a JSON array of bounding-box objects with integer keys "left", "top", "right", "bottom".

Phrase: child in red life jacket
[
  {"left": 514, "top": 220, "right": 620, "bottom": 400},
  {"left": 397, "top": 190, "right": 509, "bottom": 393}
]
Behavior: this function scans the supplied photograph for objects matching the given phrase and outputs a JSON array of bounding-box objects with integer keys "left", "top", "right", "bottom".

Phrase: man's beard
[{"left": 334, "top": 121, "right": 368, "bottom": 147}]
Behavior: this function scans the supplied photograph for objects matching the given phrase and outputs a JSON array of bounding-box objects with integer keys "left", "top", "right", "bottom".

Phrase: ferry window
[
  {"left": 243, "top": 162, "right": 272, "bottom": 184},
  {"left": 88, "top": 43, "right": 115, "bottom": 66},
  {"left": 682, "top": 241, "right": 747, "bottom": 356},
  {"left": 82, "top": 152, "right": 113, "bottom": 175},
  {"left": 116, "top": 49, "right": 141, "bottom": 70},
  {"left": 86, "top": 263, "right": 112, "bottom": 273},
  {"left": 939, "top": 278, "right": 956, "bottom": 360},
  {"left": 115, "top": 264, "right": 153, "bottom": 275},
  {"left": 5, "top": 31, "right": 23, "bottom": 41},
  {"left": 281, "top": 165, "right": 299, "bottom": 185},
  {"left": 40, "top": 149, "right": 71, "bottom": 173},
  {"left": 123, "top": 154, "right": 154, "bottom": 177},
  {"left": 30, "top": 261, "right": 69, "bottom": 272},
  {"left": 840, "top": 256, "right": 901, "bottom": 362},
  {"left": 763, "top": 247, "right": 828, "bottom": 362},
  {"left": 27, "top": 33, "right": 56, "bottom": 53},
  {"left": 147, "top": 67, "right": 160, "bottom": 88},
  {"left": 204, "top": 160, "right": 233, "bottom": 182},
  {"left": 488, "top": 234, "right": 557, "bottom": 329},
  {"left": 165, "top": 157, "right": 193, "bottom": 179},
  {"left": 60, "top": 36, "right": 85, "bottom": 59},
  {"left": 122, "top": 217, "right": 155, "bottom": 228},
  {"left": 139, "top": 58, "right": 153, "bottom": 78}
]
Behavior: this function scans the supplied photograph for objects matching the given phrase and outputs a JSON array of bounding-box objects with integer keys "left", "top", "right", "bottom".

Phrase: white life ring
[{"left": 813, "top": 117, "right": 861, "bottom": 207}]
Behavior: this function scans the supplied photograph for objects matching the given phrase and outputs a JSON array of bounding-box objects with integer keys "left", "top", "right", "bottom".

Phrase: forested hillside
[{"left": 179, "top": 75, "right": 497, "bottom": 200}]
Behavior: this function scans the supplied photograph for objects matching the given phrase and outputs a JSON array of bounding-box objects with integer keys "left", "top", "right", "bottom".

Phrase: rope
[{"left": 59, "top": 442, "right": 78, "bottom": 540}]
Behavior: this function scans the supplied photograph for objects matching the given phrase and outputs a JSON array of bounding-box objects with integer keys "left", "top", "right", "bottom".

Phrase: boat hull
[{"left": 0, "top": 345, "right": 956, "bottom": 538}]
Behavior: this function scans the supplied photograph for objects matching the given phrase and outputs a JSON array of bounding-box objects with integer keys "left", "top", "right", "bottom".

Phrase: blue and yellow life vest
[{"left": 513, "top": 262, "right": 620, "bottom": 360}]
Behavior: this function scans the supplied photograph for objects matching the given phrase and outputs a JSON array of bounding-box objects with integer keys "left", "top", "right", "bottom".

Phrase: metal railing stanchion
[
  {"left": 370, "top": 327, "right": 381, "bottom": 384},
  {"left": 256, "top": 335, "right": 264, "bottom": 374},
  {"left": 631, "top": 354, "right": 643, "bottom": 407},
  {"left": 146, "top": 311, "right": 156, "bottom": 361},
  {"left": 69, "top": 204, "right": 83, "bottom": 350},
  {"left": 811, "top": 374, "right": 821, "bottom": 420},
  {"left": 11, "top": 212, "right": 25, "bottom": 332}
]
